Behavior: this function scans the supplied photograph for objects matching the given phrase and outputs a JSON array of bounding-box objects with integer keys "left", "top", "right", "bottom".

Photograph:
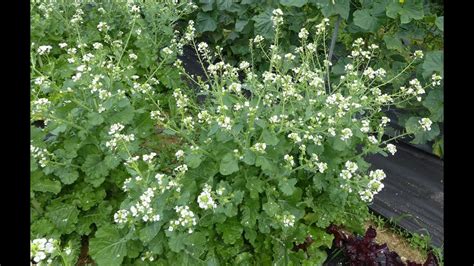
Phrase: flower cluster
[
  {"left": 168, "top": 206, "right": 197, "bottom": 233},
  {"left": 31, "top": 144, "right": 51, "bottom": 168},
  {"left": 105, "top": 123, "right": 136, "bottom": 151},
  {"left": 30, "top": 238, "right": 58, "bottom": 264},
  {"left": 271, "top": 8, "right": 284, "bottom": 28},
  {"left": 359, "top": 169, "right": 386, "bottom": 202},
  {"left": 251, "top": 142, "right": 267, "bottom": 154},
  {"left": 419, "top": 118, "right": 433, "bottom": 131},
  {"left": 114, "top": 187, "right": 161, "bottom": 224},
  {"left": 281, "top": 213, "right": 296, "bottom": 227},
  {"left": 197, "top": 184, "right": 218, "bottom": 210}
]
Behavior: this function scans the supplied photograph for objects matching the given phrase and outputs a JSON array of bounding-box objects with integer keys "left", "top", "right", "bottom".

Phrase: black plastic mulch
[{"left": 366, "top": 142, "right": 444, "bottom": 248}]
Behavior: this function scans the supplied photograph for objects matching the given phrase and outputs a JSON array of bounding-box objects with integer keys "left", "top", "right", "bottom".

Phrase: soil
[
  {"left": 366, "top": 222, "right": 427, "bottom": 264},
  {"left": 77, "top": 235, "right": 96, "bottom": 266}
]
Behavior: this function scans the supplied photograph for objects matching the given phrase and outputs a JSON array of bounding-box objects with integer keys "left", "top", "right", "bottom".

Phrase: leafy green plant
[
  {"left": 96, "top": 15, "right": 439, "bottom": 264},
  {"left": 189, "top": 0, "right": 444, "bottom": 156},
  {"left": 30, "top": 1, "right": 195, "bottom": 264}
]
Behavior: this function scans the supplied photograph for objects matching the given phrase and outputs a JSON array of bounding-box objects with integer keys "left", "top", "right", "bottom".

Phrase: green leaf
[
  {"left": 383, "top": 35, "right": 404, "bottom": 52},
  {"left": 405, "top": 117, "right": 440, "bottom": 144},
  {"left": 126, "top": 239, "right": 143, "bottom": 259},
  {"left": 316, "top": 0, "right": 350, "bottom": 20},
  {"left": 87, "top": 112, "right": 104, "bottom": 126},
  {"left": 308, "top": 227, "right": 334, "bottom": 249},
  {"left": 81, "top": 154, "right": 110, "bottom": 187},
  {"left": 242, "top": 198, "right": 259, "bottom": 227},
  {"left": 31, "top": 171, "right": 61, "bottom": 194},
  {"left": 422, "top": 51, "right": 443, "bottom": 78},
  {"left": 262, "top": 129, "right": 279, "bottom": 146},
  {"left": 169, "top": 232, "right": 187, "bottom": 252},
  {"left": 235, "top": 19, "right": 249, "bottom": 32},
  {"left": 76, "top": 203, "right": 113, "bottom": 235},
  {"left": 45, "top": 202, "right": 79, "bottom": 234},
  {"left": 435, "top": 16, "right": 443, "bottom": 31},
  {"left": 196, "top": 12, "right": 217, "bottom": 33},
  {"left": 219, "top": 152, "right": 239, "bottom": 176},
  {"left": 246, "top": 176, "right": 264, "bottom": 199},
  {"left": 53, "top": 167, "right": 79, "bottom": 185},
  {"left": 242, "top": 149, "right": 256, "bottom": 165},
  {"left": 216, "top": 0, "right": 232, "bottom": 10},
  {"left": 253, "top": 9, "right": 274, "bottom": 39},
  {"left": 255, "top": 156, "right": 277, "bottom": 174},
  {"left": 304, "top": 245, "right": 327, "bottom": 265},
  {"left": 216, "top": 218, "right": 243, "bottom": 244},
  {"left": 89, "top": 225, "right": 128, "bottom": 266},
  {"left": 278, "top": 178, "right": 297, "bottom": 196},
  {"left": 332, "top": 137, "right": 347, "bottom": 151},
  {"left": 109, "top": 105, "right": 135, "bottom": 124},
  {"left": 353, "top": 9, "right": 379, "bottom": 31},
  {"left": 185, "top": 153, "right": 203, "bottom": 168},
  {"left": 262, "top": 200, "right": 279, "bottom": 217},
  {"left": 422, "top": 88, "right": 443, "bottom": 122},
  {"left": 199, "top": 0, "right": 215, "bottom": 12},
  {"left": 280, "top": 0, "right": 308, "bottom": 7},
  {"left": 386, "top": 0, "right": 424, "bottom": 24}
]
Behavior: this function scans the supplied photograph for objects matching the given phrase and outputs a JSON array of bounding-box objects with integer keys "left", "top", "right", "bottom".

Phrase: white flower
[
  {"left": 129, "top": 53, "right": 138, "bottom": 60},
  {"left": 252, "top": 142, "right": 267, "bottom": 154},
  {"left": 340, "top": 128, "right": 353, "bottom": 141},
  {"left": 284, "top": 154, "right": 295, "bottom": 167},
  {"left": 380, "top": 116, "right": 390, "bottom": 127},
  {"left": 169, "top": 206, "right": 197, "bottom": 233},
  {"left": 340, "top": 169, "right": 352, "bottom": 180},
  {"left": 93, "top": 42, "right": 103, "bottom": 49},
  {"left": 284, "top": 53, "right": 295, "bottom": 61},
  {"left": 419, "top": 118, "right": 432, "bottom": 131},
  {"left": 431, "top": 73, "right": 442, "bottom": 86},
  {"left": 175, "top": 150, "right": 184, "bottom": 160},
  {"left": 197, "top": 42, "right": 209, "bottom": 54},
  {"left": 413, "top": 50, "right": 424, "bottom": 59},
  {"left": 271, "top": 8, "right": 284, "bottom": 27},
  {"left": 97, "top": 22, "right": 110, "bottom": 32},
  {"left": 288, "top": 132, "right": 302, "bottom": 143},
  {"left": 298, "top": 28, "right": 309, "bottom": 40},
  {"left": 253, "top": 35, "right": 264, "bottom": 44},
  {"left": 229, "top": 82, "right": 242, "bottom": 93},
  {"left": 37, "top": 45, "right": 52, "bottom": 55},
  {"left": 359, "top": 190, "right": 374, "bottom": 202},
  {"left": 130, "top": 5, "right": 140, "bottom": 13},
  {"left": 174, "top": 164, "right": 188, "bottom": 175},
  {"left": 59, "top": 43, "right": 67, "bottom": 49},
  {"left": 368, "top": 136, "right": 378, "bottom": 144},
  {"left": 316, "top": 162, "right": 328, "bottom": 173},
  {"left": 142, "top": 152, "right": 157, "bottom": 163},
  {"left": 197, "top": 189, "right": 217, "bottom": 210},
  {"left": 239, "top": 61, "right": 250, "bottom": 70},
  {"left": 217, "top": 116, "right": 232, "bottom": 131},
  {"left": 282, "top": 214, "right": 295, "bottom": 227},
  {"left": 108, "top": 123, "right": 125, "bottom": 135},
  {"left": 361, "top": 120, "right": 370, "bottom": 133},
  {"left": 386, "top": 144, "right": 397, "bottom": 155},
  {"left": 114, "top": 209, "right": 129, "bottom": 224},
  {"left": 369, "top": 169, "right": 386, "bottom": 181},
  {"left": 345, "top": 161, "right": 358, "bottom": 173}
]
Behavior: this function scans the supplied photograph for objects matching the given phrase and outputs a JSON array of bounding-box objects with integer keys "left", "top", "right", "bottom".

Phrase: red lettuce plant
[{"left": 327, "top": 224, "right": 439, "bottom": 266}]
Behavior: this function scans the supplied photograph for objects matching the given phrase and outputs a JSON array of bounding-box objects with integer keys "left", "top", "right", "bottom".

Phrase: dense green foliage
[
  {"left": 30, "top": 2, "right": 194, "bottom": 264},
  {"left": 30, "top": 1, "right": 443, "bottom": 265},
  {"left": 190, "top": 0, "right": 444, "bottom": 156}
]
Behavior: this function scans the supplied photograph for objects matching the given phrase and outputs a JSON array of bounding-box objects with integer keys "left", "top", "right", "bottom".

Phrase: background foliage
[{"left": 189, "top": 0, "right": 444, "bottom": 156}]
